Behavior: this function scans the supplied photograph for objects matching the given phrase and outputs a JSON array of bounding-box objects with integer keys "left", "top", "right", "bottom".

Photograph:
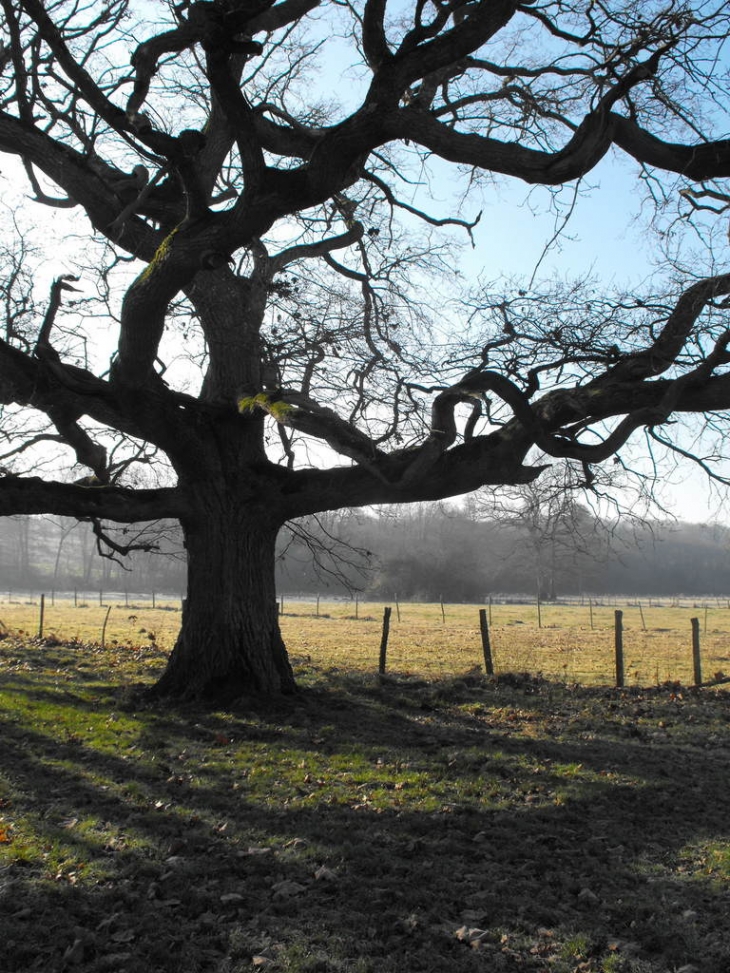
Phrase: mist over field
[{"left": 3, "top": 504, "right": 729, "bottom": 602}]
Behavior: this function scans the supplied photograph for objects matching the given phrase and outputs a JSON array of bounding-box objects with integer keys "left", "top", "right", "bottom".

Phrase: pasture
[{"left": 1, "top": 595, "right": 728, "bottom": 687}]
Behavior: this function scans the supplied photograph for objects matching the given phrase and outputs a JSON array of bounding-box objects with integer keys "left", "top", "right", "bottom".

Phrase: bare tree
[
  {"left": 475, "top": 461, "right": 611, "bottom": 601},
  {"left": 1, "top": 0, "right": 730, "bottom": 700}
]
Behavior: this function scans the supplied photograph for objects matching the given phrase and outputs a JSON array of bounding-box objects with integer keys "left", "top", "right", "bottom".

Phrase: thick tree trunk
[{"left": 152, "top": 490, "right": 295, "bottom": 701}]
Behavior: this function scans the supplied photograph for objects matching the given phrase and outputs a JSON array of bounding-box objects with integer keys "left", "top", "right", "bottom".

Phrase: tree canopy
[{"left": 1, "top": 0, "right": 730, "bottom": 699}]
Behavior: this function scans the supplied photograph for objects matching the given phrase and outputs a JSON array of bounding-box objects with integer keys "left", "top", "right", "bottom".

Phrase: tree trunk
[{"left": 152, "top": 491, "right": 295, "bottom": 701}]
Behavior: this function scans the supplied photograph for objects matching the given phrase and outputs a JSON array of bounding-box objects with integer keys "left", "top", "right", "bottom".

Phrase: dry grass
[{"left": 1, "top": 595, "right": 728, "bottom": 688}]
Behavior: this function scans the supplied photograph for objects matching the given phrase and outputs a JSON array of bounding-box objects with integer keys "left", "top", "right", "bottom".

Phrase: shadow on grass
[{"left": 1, "top": 652, "right": 730, "bottom": 972}]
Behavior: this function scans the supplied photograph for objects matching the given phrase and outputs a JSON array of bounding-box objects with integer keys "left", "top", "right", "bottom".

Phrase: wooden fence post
[
  {"left": 638, "top": 602, "right": 646, "bottom": 631},
  {"left": 379, "top": 606, "right": 392, "bottom": 675},
  {"left": 101, "top": 605, "right": 112, "bottom": 648},
  {"left": 614, "top": 609, "right": 624, "bottom": 688},
  {"left": 38, "top": 593, "right": 45, "bottom": 638},
  {"left": 691, "top": 617, "right": 702, "bottom": 686},
  {"left": 536, "top": 594, "right": 542, "bottom": 629},
  {"left": 589, "top": 597, "right": 594, "bottom": 630},
  {"left": 479, "top": 608, "right": 494, "bottom": 676}
]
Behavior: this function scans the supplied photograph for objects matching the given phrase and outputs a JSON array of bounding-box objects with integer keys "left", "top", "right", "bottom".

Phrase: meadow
[{"left": 1, "top": 594, "right": 728, "bottom": 688}]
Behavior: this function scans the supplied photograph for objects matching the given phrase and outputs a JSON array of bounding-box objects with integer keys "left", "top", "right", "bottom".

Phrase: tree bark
[{"left": 152, "top": 487, "right": 295, "bottom": 701}]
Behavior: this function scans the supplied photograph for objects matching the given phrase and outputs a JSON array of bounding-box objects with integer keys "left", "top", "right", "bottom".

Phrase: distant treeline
[{"left": 1, "top": 503, "right": 729, "bottom": 600}]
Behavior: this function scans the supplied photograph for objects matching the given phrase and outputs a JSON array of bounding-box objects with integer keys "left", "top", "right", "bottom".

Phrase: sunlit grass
[{"left": 0, "top": 595, "right": 728, "bottom": 687}]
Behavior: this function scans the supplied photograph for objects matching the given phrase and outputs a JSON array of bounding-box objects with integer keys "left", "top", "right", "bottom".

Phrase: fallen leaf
[
  {"left": 455, "top": 926, "right": 489, "bottom": 945},
  {"left": 62, "top": 939, "right": 85, "bottom": 965},
  {"left": 271, "top": 880, "right": 307, "bottom": 900},
  {"left": 284, "top": 837, "right": 307, "bottom": 849},
  {"left": 314, "top": 865, "right": 337, "bottom": 881}
]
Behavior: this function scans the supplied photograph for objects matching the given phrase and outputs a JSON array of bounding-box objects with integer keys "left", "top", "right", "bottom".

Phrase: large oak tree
[{"left": 1, "top": 0, "right": 730, "bottom": 699}]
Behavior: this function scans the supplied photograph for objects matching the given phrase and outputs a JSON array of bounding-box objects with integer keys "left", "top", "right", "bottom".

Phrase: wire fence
[{"left": 1, "top": 592, "right": 728, "bottom": 688}]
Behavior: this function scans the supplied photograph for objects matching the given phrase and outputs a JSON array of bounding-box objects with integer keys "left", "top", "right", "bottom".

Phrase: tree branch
[
  {"left": 611, "top": 114, "right": 730, "bottom": 180},
  {"left": 595, "top": 273, "right": 730, "bottom": 385},
  {"left": 364, "top": 170, "right": 481, "bottom": 239},
  {"left": 269, "top": 223, "right": 365, "bottom": 274},
  {"left": 90, "top": 517, "right": 161, "bottom": 565},
  {"left": 33, "top": 275, "right": 80, "bottom": 359},
  {"left": 0, "top": 476, "right": 185, "bottom": 521},
  {"left": 239, "top": 389, "right": 386, "bottom": 475}
]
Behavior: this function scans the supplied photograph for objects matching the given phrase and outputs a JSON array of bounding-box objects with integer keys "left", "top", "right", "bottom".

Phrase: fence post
[
  {"left": 536, "top": 594, "right": 542, "bottom": 629},
  {"left": 440, "top": 596, "right": 446, "bottom": 623},
  {"left": 638, "top": 602, "right": 646, "bottom": 631},
  {"left": 101, "top": 605, "right": 112, "bottom": 648},
  {"left": 378, "top": 606, "right": 392, "bottom": 676},
  {"left": 479, "top": 608, "right": 494, "bottom": 676},
  {"left": 395, "top": 596, "right": 401, "bottom": 623},
  {"left": 614, "top": 609, "right": 624, "bottom": 688},
  {"left": 691, "top": 617, "right": 702, "bottom": 686},
  {"left": 38, "top": 593, "right": 45, "bottom": 638},
  {"left": 589, "top": 597, "right": 594, "bottom": 630}
]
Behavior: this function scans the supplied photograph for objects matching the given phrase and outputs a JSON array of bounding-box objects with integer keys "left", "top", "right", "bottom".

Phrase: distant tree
[
  {"left": 601, "top": 521, "right": 730, "bottom": 596},
  {"left": 1, "top": 1, "right": 730, "bottom": 700},
  {"left": 366, "top": 503, "right": 491, "bottom": 601},
  {"left": 476, "top": 462, "right": 610, "bottom": 600}
]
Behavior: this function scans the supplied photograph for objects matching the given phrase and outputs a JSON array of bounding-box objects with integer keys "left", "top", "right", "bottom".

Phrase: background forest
[{"left": 3, "top": 500, "right": 729, "bottom": 602}]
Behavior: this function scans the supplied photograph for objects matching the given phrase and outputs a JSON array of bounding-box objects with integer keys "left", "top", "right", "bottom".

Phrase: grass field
[
  {"left": 1, "top": 630, "right": 730, "bottom": 972},
  {"left": 1, "top": 595, "right": 728, "bottom": 688}
]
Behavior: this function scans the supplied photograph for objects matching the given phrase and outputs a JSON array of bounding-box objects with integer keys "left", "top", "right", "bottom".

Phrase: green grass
[{"left": 2, "top": 632, "right": 730, "bottom": 971}]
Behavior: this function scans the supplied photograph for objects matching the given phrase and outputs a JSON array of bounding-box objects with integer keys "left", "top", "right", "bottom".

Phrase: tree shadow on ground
[{"left": 1, "top": 655, "right": 729, "bottom": 972}]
